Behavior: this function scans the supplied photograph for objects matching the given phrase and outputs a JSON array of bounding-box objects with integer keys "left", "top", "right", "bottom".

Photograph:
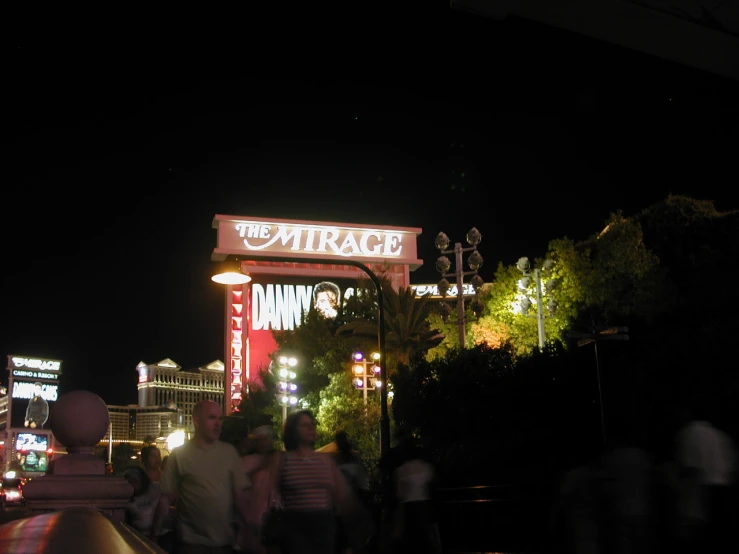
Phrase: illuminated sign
[
  {"left": 236, "top": 276, "right": 367, "bottom": 395},
  {"left": 214, "top": 215, "right": 423, "bottom": 417},
  {"left": 229, "top": 289, "right": 244, "bottom": 412},
  {"left": 411, "top": 283, "right": 477, "bottom": 298},
  {"left": 14, "top": 432, "right": 50, "bottom": 472},
  {"left": 15, "top": 432, "right": 48, "bottom": 452},
  {"left": 137, "top": 365, "right": 149, "bottom": 383},
  {"left": 12, "top": 381, "right": 58, "bottom": 402},
  {"left": 9, "top": 380, "right": 57, "bottom": 429},
  {"left": 252, "top": 284, "right": 314, "bottom": 330},
  {"left": 251, "top": 281, "right": 371, "bottom": 331},
  {"left": 12, "top": 369, "right": 57, "bottom": 380},
  {"left": 8, "top": 356, "right": 62, "bottom": 372},
  {"left": 213, "top": 216, "right": 422, "bottom": 267}
]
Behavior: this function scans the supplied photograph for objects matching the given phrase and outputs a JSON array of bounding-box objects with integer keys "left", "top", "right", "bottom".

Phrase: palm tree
[{"left": 336, "top": 284, "right": 442, "bottom": 371}]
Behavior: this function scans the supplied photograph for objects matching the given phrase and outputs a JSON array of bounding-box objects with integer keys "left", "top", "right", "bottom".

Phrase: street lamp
[
  {"left": 434, "top": 228, "right": 485, "bottom": 349},
  {"left": 211, "top": 259, "right": 252, "bottom": 285},
  {"left": 566, "top": 326, "right": 629, "bottom": 445},
  {"left": 351, "top": 351, "right": 382, "bottom": 406},
  {"left": 513, "top": 257, "right": 557, "bottom": 350},
  {"left": 275, "top": 355, "right": 299, "bottom": 424}
]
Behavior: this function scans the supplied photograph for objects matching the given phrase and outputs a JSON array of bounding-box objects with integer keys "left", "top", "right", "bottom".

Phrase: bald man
[{"left": 160, "top": 400, "right": 251, "bottom": 554}]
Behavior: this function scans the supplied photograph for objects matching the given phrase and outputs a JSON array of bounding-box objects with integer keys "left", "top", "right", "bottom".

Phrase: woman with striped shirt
[{"left": 277, "top": 409, "right": 348, "bottom": 554}]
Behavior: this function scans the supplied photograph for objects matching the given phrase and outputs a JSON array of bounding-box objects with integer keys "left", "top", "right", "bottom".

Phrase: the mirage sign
[
  {"left": 211, "top": 215, "right": 423, "bottom": 416},
  {"left": 212, "top": 215, "right": 423, "bottom": 267}
]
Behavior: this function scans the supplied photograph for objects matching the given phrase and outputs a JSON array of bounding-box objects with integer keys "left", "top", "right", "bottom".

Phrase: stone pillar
[{"left": 22, "top": 390, "right": 133, "bottom": 522}]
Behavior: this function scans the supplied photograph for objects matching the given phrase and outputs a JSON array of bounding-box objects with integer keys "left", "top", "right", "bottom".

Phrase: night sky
[{"left": 4, "top": 6, "right": 738, "bottom": 406}]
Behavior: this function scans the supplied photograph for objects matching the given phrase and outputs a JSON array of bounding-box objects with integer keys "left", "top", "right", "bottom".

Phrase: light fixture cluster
[
  {"left": 513, "top": 257, "right": 559, "bottom": 349},
  {"left": 434, "top": 228, "right": 485, "bottom": 333},
  {"left": 276, "top": 355, "right": 299, "bottom": 408},
  {"left": 350, "top": 351, "right": 383, "bottom": 405},
  {"left": 513, "top": 257, "right": 558, "bottom": 316},
  {"left": 351, "top": 351, "right": 382, "bottom": 390}
]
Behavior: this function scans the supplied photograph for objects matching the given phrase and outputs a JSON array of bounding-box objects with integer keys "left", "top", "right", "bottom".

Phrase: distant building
[
  {"left": 104, "top": 405, "right": 179, "bottom": 443},
  {"left": 133, "top": 358, "right": 225, "bottom": 433},
  {"left": 98, "top": 359, "right": 226, "bottom": 460}
]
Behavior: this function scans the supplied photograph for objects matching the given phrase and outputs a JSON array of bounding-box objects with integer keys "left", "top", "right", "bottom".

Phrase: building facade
[
  {"left": 134, "top": 358, "right": 225, "bottom": 433},
  {"left": 103, "top": 405, "right": 180, "bottom": 443}
]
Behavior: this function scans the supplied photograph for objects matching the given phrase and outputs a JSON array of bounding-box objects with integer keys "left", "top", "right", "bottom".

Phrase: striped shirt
[{"left": 280, "top": 452, "right": 336, "bottom": 511}]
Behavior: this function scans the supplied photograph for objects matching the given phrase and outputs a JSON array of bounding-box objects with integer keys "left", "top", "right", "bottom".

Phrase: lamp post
[
  {"left": 434, "top": 228, "right": 484, "bottom": 349},
  {"left": 275, "top": 355, "right": 298, "bottom": 424},
  {"left": 351, "top": 351, "right": 382, "bottom": 406},
  {"left": 566, "top": 326, "right": 630, "bottom": 445},
  {"left": 513, "top": 257, "right": 557, "bottom": 350}
]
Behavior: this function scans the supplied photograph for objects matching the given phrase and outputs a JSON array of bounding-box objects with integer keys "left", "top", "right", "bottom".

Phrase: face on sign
[{"left": 312, "top": 282, "right": 340, "bottom": 319}]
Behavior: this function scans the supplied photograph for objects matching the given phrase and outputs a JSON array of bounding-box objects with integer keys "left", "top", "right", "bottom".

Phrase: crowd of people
[
  {"left": 548, "top": 397, "right": 738, "bottom": 554},
  {"left": 117, "top": 394, "right": 736, "bottom": 554},
  {"left": 120, "top": 401, "right": 394, "bottom": 554}
]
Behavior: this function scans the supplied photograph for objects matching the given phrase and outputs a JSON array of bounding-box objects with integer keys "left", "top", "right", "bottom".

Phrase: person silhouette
[{"left": 25, "top": 382, "right": 49, "bottom": 429}]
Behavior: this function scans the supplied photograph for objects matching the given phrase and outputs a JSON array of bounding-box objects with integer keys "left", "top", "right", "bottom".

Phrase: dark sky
[{"left": 4, "top": 6, "right": 738, "bottom": 405}]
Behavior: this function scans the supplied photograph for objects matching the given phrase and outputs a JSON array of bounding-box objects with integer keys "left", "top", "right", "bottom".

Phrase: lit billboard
[
  {"left": 8, "top": 355, "right": 61, "bottom": 380},
  {"left": 9, "top": 381, "right": 57, "bottom": 429},
  {"left": 238, "top": 275, "right": 372, "bottom": 385},
  {"left": 14, "top": 432, "right": 51, "bottom": 473},
  {"left": 6, "top": 355, "right": 61, "bottom": 430}
]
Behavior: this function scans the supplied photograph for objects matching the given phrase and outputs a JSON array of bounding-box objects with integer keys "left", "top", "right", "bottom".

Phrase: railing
[
  {"left": 436, "top": 483, "right": 555, "bottom": 553},
  {"left": 359, "top": 481, "right": 556, "bottom": 553}
]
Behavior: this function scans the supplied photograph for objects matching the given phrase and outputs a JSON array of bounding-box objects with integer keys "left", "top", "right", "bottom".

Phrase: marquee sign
[
  {"left": 8, "top": 379, "right": 57, "bottom": 429},
  {"left": 411, "top": 283, "right": 477, "bottom": 298},
  {"left": 212, "top": 215, "right": 423, "bottom": 268},
  {"left": 12, "top": 381, "right": 59, "bottom": 402},
  {"left": 7, "top": 355, "right": 62, "bottom": 384},
  {"left": 6, "top": 355, "right": 62, "bottom": 431},
  {"left": 8, "top": 356, "right": 62, "bottom": 373}
]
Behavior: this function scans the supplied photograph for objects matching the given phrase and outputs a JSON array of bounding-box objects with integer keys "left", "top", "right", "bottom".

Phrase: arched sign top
[{"left": 212, "top": 215, "right": 423, "bottom": 269}]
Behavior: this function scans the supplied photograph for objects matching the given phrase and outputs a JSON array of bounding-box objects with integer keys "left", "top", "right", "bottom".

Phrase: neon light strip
[{"left": 230, "top": 290, "right": 244, "bottom": 412}]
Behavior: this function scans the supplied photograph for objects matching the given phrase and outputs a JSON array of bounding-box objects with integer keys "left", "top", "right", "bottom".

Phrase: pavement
[{"left": 1, "top": 505, "right": 546, "bottom": 552}]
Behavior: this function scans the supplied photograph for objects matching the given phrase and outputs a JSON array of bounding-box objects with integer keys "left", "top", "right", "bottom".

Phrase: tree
[
  {"left": 470, "top": 249, "right": 582, "bottom": 356},
  {"left": 422, "top": 300, "right": 479, "bottom": 359},
  {"left": 236, "top": 372, "right": 282, "bottom": 430},
  {"left": 94, "top": 442, "right": 138, "bottom": 475},
  {"left": 464, "top": 210, "right": 667, "bottom": 355},
  {"left": 263, "top": 278, "right": 381, "bottom": 443},
  {"left": 337, "top": 284, "right": 443, "bottom": 373},
  {"left": 391, "top": 343, "right": 591, "bottom": 484},
  {"left": 315, "top": 372, "right": 382, "bottom": 481},
  {"left": 270, "top": 309, "right": 351, "bottom": 416},
  {"left": 574, "top": 212, "right": 666, "bottom": 325}
]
